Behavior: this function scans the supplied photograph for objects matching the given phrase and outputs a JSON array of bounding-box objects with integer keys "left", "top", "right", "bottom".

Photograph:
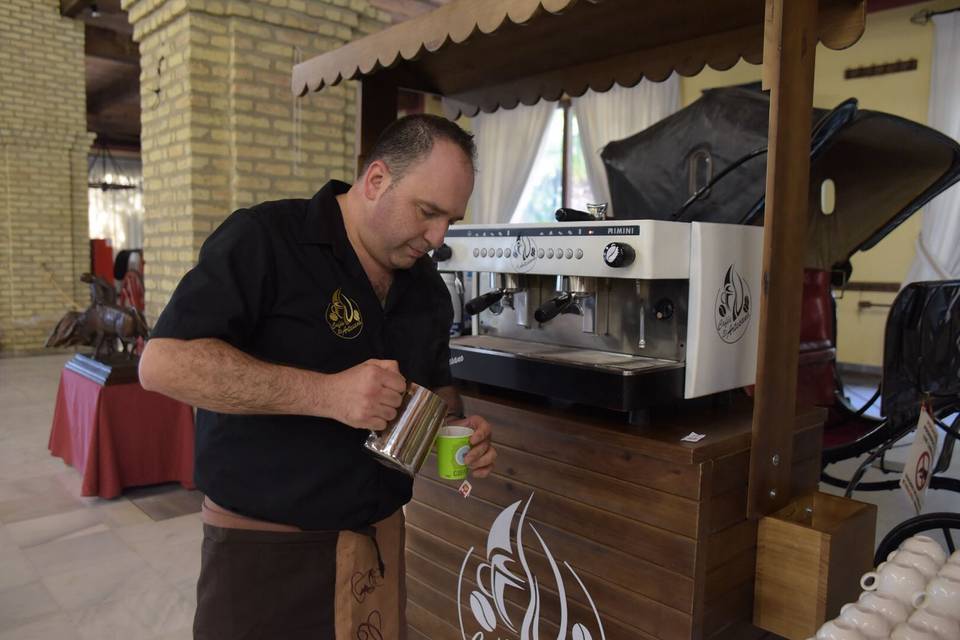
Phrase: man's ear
[{"left": 362, "top": 159, "right": 392, "bottom": 202}]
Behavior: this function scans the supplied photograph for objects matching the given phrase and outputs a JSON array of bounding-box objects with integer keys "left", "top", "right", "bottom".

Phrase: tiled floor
[
  {"left": 0, "top": 354, "right": 197, "bottom": 640},
  {"left": 0, "top": 355, "right": 957, "bottom": 639}
]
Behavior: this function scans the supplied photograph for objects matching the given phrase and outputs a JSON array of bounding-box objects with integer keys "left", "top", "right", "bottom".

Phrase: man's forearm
[{"left": 140, "top": 337, "right": 325, "bottom": 416}]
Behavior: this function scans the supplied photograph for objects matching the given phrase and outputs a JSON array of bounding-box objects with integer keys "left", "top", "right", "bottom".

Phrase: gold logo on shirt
[{"left": 326, "top": 288, "right": 363, "bottom": 339}]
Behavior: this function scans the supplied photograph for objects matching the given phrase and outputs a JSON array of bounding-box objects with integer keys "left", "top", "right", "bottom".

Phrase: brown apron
[{"left": 194, "top": 498, "right": 406, "bottom": 640}]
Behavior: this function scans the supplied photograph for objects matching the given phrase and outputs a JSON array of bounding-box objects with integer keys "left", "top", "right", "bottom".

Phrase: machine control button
[
  {"left": 655, "top": 298, "right": 675, "bottom": 320},
  {"left": 575, "top": 248, "right": 584, "bottom": 259},
  {"left": 433, "top": 244, "right": 452, "bottom": 261},
  {"left": 473, "top": 248, "right": 480, "bottom": 257},
  {"left": 603, "top": 242, "right": 635, "bottom": 268},
  {"left": 537, "top": 249, "right": 545, "bottom": 259},
  {"left": 564, "top": 248, "right": 574, "bottom": 259},
  {"left": 496, "top": 248, "right": 503, "bottom": 258},
  {"left": 546, "top": 249, "right": 554, "bottom": 259}
]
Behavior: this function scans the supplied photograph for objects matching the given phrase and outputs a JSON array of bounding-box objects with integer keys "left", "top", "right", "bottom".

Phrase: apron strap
[{"left": 352, "top": 525, "right": 386, "bottom": 579}]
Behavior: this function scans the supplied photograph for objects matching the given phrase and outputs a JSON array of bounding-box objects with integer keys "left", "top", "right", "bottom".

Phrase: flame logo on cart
[
  {"left": 455, "top": 494, "right": 605, "bottom": 640},
  {"left": 714, "top": 264, "right": 751, "bottom": 344}
]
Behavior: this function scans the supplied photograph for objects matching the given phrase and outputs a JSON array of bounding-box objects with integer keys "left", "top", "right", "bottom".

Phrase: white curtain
[
  {"left": 468, "top": 100, "right": 556, "bottom": 224},
  {"left": 572, "top": 76, "right": 680, "bottom": 217},
  {"left": 88, "top": 155, "right": 144, "bottom": 251},
  {"left": 904, "top": 13, "right": 960, "bottom": 283}
]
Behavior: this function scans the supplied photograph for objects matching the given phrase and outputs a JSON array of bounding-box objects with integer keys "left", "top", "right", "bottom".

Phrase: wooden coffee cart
[{"left": 293, "top": 2, "right": 877, "bottom": 638}]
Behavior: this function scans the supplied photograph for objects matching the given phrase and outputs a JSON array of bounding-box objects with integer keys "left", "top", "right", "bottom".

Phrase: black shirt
[{"left": 151, "top": 180, "right": 454, "bottom": 530}]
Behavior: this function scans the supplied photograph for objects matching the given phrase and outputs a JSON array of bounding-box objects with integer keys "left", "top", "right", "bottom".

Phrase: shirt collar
[
  {"left": 298, "top": 180, "right": 352, "bottom": 258},
  {"left": 299, "top": 179, "right": 429, "bottom": 300}
]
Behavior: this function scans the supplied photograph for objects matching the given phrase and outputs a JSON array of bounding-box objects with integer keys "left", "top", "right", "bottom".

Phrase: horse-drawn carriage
[{"left": 602, "top": 87, "right": 960, "bottom": 546}]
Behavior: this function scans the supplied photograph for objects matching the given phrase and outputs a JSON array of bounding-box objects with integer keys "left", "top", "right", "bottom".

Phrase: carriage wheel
[{"left": 873, "top": 512, "right": 960, "bottom": 566}]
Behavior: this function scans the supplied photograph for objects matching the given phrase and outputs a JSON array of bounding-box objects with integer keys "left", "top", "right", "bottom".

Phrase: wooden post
[
  {"left": 356, "top": 77, "right": 398, "bottom": 177},
  {"left": 748, "top": 0, "right": 818, "bottom": 518}
]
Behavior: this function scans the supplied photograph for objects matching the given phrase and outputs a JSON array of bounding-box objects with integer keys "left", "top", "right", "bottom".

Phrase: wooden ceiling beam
[
  {"left": 61, "top": 0, "right": 94, "bottom": 18},
  {"left": 87, "top": 109, "right": 140, "bottom": 143},
  {"left": 88, "top": 70, "right": 140, "bottom": 114},
  {"left": 85, "top": 24, "right": 138, "bottom": 65}
]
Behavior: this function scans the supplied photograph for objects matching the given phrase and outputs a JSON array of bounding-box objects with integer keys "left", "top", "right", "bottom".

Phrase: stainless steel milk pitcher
[{"left": 363, "top": 382, "right": 448, "bottom": 476}]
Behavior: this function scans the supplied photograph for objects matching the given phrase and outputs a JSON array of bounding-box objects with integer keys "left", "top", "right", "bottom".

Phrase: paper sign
[
  {"left": 900, "top": 405, "right": 941, "bottom": 515},
  {"left": 681, "top": 432, "right": 707, "bottom": 443}
]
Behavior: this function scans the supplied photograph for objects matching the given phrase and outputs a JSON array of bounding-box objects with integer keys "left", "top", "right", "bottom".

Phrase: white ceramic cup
[
  {"left": 839, "top": 603, "right": 892, "bottom": 638},
  {"left": 817, "top": 618, "right": 868, "bottom": 640},
  {"left": 948, "top": 549, "right": 960, "bottom": 567},
  {"left": 909, "top": 608, "right": 960, "bottom": 640},
  {"left": 899, "top": 535, "right": 948, "bottom": 567},
  {"left": 937, "top": 562, "right": 960, "bottom": 580},
  {"left": 913, "top": 574, "right": 960, "bottom": 620},
  {"left": 888, "top": 548, "right": 941, "bottom": 581},
  {"left": 856, "top": 589, "right": 911, "bottom": 626},
  {"left": 860, "top": 560, "right": 928, "bottom": 605},
  {"left": 939, "top": 562, "right": 960, "bottom": 582},
  {"left": 892, "top": 621, "right": 946, "bottom": 640}
]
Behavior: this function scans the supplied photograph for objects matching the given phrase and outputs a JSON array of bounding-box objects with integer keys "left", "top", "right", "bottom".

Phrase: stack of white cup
[{"left": 810, "top": 536, "right": 960, "bottom": 640}]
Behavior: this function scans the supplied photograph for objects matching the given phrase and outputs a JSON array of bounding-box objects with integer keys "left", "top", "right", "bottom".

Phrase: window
[{"left": 511, "top": 100, "right": 595, "bottom": 223}]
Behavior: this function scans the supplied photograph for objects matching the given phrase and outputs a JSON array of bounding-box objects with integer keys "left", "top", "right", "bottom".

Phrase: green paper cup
[{"left": 436, "top": 425, "right": 473, "bottom": 480}]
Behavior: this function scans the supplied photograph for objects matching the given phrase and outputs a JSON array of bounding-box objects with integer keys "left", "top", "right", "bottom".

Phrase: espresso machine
[{"left": 435, "top": 220, "right": 764, "bottom": 415}]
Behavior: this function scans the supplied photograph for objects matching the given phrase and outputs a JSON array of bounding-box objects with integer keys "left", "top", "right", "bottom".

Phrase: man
[
  {"left": 118, "top": 251, "right": 145, "bottom": 313},
  {"left": 139, "top": 114, "right": 496, "bottom": 639}
]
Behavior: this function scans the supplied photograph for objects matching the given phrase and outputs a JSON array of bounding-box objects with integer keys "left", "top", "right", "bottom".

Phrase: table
[{"left": 48, "top": 368, "right": 195, "bottom": 499}]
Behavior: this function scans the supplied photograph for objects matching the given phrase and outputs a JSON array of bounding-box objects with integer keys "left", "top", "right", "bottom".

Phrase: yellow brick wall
[
  {"left": 122, "top": 0, "right": 389, "bottom": 323},
  {"left": 0, "top": 0, "right": 94, "bottom": 355}
]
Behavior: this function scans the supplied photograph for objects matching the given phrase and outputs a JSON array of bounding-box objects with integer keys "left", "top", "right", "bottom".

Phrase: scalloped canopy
[{"left": 292, "top": 0, "right": 865, "bottom": 117}]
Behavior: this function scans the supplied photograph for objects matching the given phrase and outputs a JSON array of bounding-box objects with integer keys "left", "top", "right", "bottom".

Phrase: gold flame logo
[{"left": 326, "top": 288, "right": 363, "bottom": 339}]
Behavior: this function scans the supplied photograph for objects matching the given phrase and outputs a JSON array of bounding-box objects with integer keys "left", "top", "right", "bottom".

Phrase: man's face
[{"left": 363, "top": 140, "right": 474, "bottom": 270}]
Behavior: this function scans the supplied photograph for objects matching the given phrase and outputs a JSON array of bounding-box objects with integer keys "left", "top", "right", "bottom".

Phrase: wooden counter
[{"left": 405, "top": 391, "right": 824, "bottom": 640}]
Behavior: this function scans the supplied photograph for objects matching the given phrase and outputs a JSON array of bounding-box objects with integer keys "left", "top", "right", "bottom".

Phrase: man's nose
[{"left": 424, "top": 220, "right": 448, "bottom": 249}]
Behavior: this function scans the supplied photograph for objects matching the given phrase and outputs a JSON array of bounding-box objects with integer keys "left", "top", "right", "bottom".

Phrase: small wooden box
[{"left": 754, "top": 491, "right": 877, "bottom": 639}]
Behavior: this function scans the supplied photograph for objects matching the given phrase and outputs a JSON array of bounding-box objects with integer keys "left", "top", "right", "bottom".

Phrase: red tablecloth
[{"left": 49, "top": 368, "right": 196, "bottom": 498}]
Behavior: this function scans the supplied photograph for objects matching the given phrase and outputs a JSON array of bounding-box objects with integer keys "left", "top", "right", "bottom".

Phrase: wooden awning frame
[{"left": 293, "top": 0, "right": 867, "bottom": 518}]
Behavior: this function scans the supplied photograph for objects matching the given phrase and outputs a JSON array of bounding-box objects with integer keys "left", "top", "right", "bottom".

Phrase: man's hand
[
  {"left": 322, "top": 359, "right": 406, "bottom": 430},
  {"left": 448, "top": 415, "right": 496, "bottom": 478}
]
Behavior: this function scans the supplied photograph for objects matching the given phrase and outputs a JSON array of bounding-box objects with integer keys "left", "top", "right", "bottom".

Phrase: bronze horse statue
[{"left": 46, "top": 273, "right": 149, "bottom": 359}]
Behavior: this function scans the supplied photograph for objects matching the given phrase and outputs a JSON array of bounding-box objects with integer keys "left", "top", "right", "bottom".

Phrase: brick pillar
[
  {"left": 0, "top": 0, "right": 95, "bottom": 355},
  {"left": 121, "top": 0, "right": 388, "bottom": 322}
]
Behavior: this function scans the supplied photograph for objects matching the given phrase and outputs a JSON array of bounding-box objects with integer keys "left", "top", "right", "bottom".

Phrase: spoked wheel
[{"left": 873, "top": 512, "right": 960, "bottom": 566}]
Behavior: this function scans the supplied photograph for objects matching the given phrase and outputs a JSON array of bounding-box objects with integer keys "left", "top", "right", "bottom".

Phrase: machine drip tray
[
  {"left": 449, "top": 335, "right": 685, "bottom": 412},
  {"left": 450, "top": 335, "right": 682, "bottom": 374}
]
